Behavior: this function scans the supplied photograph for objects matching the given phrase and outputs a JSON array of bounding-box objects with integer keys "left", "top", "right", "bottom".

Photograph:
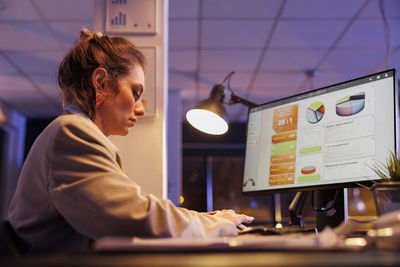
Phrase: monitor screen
[{"left": 242, "top": 69, "right": 398, "bottom": 194}]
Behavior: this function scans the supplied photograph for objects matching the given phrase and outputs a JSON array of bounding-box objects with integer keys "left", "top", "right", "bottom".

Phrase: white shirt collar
[{"left": 64, "top": 104, "right": 87, "bottom": 118}]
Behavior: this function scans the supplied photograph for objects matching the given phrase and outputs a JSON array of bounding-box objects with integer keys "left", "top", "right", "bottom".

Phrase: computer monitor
[{"left": 242, "top": 69, "right": 398, "bottom": 229}]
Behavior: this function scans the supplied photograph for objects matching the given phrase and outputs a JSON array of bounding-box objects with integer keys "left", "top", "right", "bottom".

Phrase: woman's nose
[{"left": 135, "top": 99, "right": 145, "bottom": 116}]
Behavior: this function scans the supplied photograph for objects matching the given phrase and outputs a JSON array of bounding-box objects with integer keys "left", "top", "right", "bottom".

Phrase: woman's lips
[{"left": 128, "top": 118, "right": 135, "bottom": 127}]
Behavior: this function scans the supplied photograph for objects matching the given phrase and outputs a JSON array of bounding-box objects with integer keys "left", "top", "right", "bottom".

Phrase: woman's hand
[{"left": 210, "top": 209, "right": 254, "bottom": 230}]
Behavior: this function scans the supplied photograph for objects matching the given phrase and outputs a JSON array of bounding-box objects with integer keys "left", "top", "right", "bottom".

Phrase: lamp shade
[{"left": 186, "top": 84, "right": 229, "bottom": 135}]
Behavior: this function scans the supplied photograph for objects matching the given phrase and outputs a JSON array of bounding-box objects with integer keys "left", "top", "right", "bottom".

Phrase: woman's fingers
[
  {"left": 213, "top": 210, "right": 255, "bottom": 228},
  {"left": 243, "top": 215, "right": 255, "bottom": 224},
  {"left": 237, "top": 224, "right": 247, "bottom": 230}
]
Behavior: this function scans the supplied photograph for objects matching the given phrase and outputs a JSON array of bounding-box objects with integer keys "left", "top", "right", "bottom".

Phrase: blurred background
[{"left": 0, "top": 0, "right": 399, "bottom": 120}]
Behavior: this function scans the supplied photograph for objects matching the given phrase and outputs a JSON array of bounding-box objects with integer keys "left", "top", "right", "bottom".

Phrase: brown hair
[{"left": 58, "top": 29, "right": 146, "bottom": 119}]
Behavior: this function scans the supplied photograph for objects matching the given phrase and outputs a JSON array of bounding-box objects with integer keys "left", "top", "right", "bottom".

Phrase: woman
[{"left": 8, "top": 29, "right": 253, "bottom": 253}]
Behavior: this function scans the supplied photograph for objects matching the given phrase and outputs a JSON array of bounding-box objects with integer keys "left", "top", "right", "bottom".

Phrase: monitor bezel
[{"left": 242, "top": 68, "right": 398, "bottom": 196}]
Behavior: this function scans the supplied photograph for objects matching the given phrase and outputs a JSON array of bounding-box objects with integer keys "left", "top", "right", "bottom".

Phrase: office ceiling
[{"left": 0, "top": 0, "right": 399, "bottom": 122}]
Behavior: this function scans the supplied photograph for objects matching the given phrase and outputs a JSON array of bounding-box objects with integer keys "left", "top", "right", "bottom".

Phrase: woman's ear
[
  {"left": 92, "top": 67, "right": 110, "bottom": 109},
  {"left": 92, "top": 67, "right": 108, "bottom": 90}
]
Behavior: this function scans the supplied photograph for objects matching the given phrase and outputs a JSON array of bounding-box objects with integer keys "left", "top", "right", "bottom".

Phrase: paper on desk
[{"left": 94, "top": 227, "right": 349, "bottom": 252}]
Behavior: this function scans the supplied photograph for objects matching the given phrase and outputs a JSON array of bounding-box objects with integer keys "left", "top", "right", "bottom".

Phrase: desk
[{"left": 2, "top": 249, "right": 400, "bottom": 267}]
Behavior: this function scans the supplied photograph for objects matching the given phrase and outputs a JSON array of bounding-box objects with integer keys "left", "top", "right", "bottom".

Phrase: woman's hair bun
[{"left": 79, "top": 28, "right": 103, "bottom": 41}]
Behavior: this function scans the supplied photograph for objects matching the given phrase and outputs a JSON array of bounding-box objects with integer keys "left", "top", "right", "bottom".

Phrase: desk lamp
[{"left": 186, "top": 71, "right": 257, "bottom": 135}]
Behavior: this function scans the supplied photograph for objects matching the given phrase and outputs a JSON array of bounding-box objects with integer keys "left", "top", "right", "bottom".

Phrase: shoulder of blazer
[{"left": 52, "top": 113, "right": 120, "bottom": 161}]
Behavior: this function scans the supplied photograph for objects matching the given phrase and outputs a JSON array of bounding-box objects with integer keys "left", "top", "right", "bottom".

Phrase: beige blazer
[{"left": 8, "top": 105, "right": 236, "bottom": 253}]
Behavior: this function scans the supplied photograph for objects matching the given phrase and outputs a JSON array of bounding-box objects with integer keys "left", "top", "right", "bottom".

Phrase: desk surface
[{"left": 3, "top": 249, "right": 400, "bottom": 267}]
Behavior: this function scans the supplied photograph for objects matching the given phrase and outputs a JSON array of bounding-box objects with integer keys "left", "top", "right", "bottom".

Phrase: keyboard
[{"left": 238, "top": 225, "right": 316, "bottom": 236}]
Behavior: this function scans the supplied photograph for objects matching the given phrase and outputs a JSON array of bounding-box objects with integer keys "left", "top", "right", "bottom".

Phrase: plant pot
[{"left": 371, "top": 182, "right": 400, "bottom": 215}]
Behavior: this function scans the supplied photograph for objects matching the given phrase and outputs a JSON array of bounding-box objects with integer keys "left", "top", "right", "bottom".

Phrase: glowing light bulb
[{"left": 186, "top": 109, "right": 228, "bottom": 135}]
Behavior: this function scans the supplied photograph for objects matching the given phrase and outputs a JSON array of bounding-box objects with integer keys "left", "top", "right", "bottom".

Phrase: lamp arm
[{"left": 228, "top": 92, "right": 257, "bottom": 108}]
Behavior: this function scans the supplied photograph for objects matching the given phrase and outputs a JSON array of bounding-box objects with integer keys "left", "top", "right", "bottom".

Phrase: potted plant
[{"left": 369, "top": 151, "right": 400, "bottom": 215}]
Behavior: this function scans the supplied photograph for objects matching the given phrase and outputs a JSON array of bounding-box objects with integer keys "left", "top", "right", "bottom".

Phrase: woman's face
[{"left": 95, "top": 65, "right": 145, "bottom": 136}]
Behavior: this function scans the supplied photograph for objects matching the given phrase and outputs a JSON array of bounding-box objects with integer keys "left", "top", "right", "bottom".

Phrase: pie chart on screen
[
  {"left": 336, "top": 92, "right": 365, "bottom": 116},
  {"left": 306, "top": 102, "right": 325, "bottom": 124}
]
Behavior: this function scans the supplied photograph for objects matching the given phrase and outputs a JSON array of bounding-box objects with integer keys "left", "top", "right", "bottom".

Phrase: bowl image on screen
[
  {"left": 301, "top": 165, "right": 316, "bottom": 175},
  {"left": 306, "top": 101, "right": 325, "bottom": 124},
  {"left": 336, "top": 92, "right": 365, "bottom": 116}
]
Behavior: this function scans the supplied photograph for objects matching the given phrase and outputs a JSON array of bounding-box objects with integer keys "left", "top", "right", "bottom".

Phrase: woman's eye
[
  {"left": 132, "top": 90, "right": 140, "bottom": 101},
  {"left": 132, "top": 85, "right": 143, "bottom": 101}
]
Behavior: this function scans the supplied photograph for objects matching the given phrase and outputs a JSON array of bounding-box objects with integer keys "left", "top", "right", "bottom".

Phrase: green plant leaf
[{"left": 370, "top": 151, "right": 400, "bottom": 182}]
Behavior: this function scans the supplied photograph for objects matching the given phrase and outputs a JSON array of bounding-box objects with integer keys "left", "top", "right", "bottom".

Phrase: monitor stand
[
  {"left": 289, "top": 188, "right": 348, "bottom": 231},
  {"left": 288, "top": 191, "right": 307, "bottom": 228}
]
